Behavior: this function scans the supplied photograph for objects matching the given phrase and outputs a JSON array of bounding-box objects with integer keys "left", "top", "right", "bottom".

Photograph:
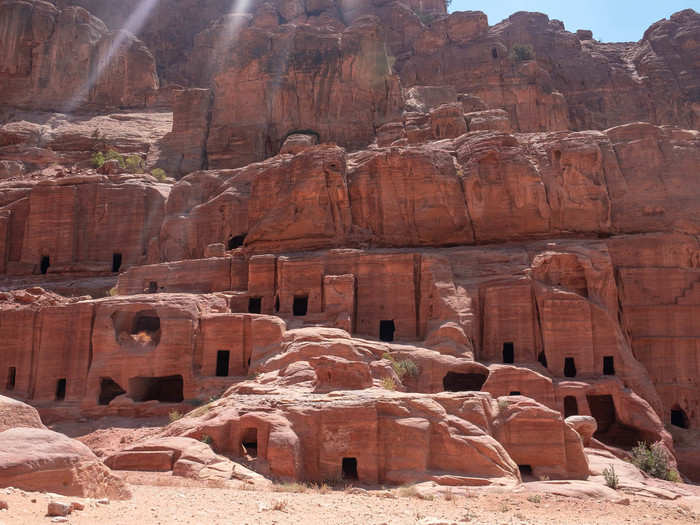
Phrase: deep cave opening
[
  {"left": 99, "top": 377, "right": 126, "bottom": 405},
  {"left": 442, "top": 371, "right": 488, "bottom": 392},
  {"left": 227, "top": 234, "right": 246, "bottom": 250},
  {"left": 671, "top": 406, "right": 689, "bottom": 429},
  {"left": 128, "top": 375, "right": 183, "bottom": 403}
]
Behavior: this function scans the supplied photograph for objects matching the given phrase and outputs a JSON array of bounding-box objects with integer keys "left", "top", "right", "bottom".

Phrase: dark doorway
[
  {"left": 492, "top": 47, "right": 498, "bottom": 59},
  {"left": 443, "top": 371, "right": 488, "bottom": 392},
  {"left": 99, "top": 377, "right": 126, "bottom": 405},
  {"left": 587, "top": 393, "right": 647, "bottom": 448},
  {"left": 216, "top": 350, "right": 230, "bottom": 377},
  {"left": 342, "top": 457, "right": 358, "bottom": 480},
  {"left": 671, "top": 406, "right": 689, "bottom": 429},
  {"left": 293, "top": 295, "right": 308, "bottom": 316},
  {"left": 274, "top": 295, "right": 280, "bottom": 312},
  {"left": 603, "top": 356, "right": 615, "bottom": 375},
  {"left": 502, "top": 342, "right": 514, "bottom": 364},
  {"left": 134, "top": 315, "right": 160, "bottom": 334},
  {"left": 564, "top": 396, "right": 578, "bottom": 417},
  {"left": 40, "top": 256, "right": 50, "bottom": 275},
  {"left": 6, "top": 367, "right": 16, "bottom": 390},
  {"left": 148, "top": 281, "right": 158, "bottom": 293},
  {"left": 128, "top": 375, "right": 184, "bottom": 403},
  {"left": 564, "top": 357, "right": 577, "bottom": 378},
  {"left": 587, "top": 394, "right": 615, "bottom": 434},
  {"left": 510, "top": 391, "right": 521, "bottom": 395},
  {"left": 379, "top": 320, "right": 395, "bottom": 342},
  {"left": 55, "top": 378, "right": 66, "bottom": 401},
  {"left": 227, "top": 234, "right": 246, "bottom": 250},
  {"left": 241, "top": 428, "right": 258, "bottom": 457},
  {"left": 518, "top": 465, "right": 533, "bottom": 478},
  {"left": 538, "top": 351, "right": 548, "bottom": 368},
  {"left": 248, "top": 297, "right": 262, "bottom": 314},
  {"left": 112, "top": 253, "right": 122, "bottom": 273}
]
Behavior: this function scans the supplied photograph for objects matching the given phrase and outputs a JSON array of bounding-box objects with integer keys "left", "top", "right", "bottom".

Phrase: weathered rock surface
[
  {"left": 0, "top": 0, "right": 158, "bottom": 111},
  {"left": 0, "top": 0, "right": 698, "bottom": 490},
  {"left": 0, "top": 427, "right": 130, "bottom": 498}
]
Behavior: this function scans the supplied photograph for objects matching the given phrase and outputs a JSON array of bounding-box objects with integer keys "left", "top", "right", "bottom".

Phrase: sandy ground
[{"left": 0, "top": 473, "right": 699, "bottom": 525}]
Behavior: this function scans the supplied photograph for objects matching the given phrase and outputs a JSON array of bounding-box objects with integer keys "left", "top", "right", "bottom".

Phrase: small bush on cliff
[
  {"left": 91, "top": 151, "right": 105, "bottom": 169},
  {"left": 631, "top": 442, "right": 680, "bottom": 481},
  {"left": 510, "top": 43, "right": 535, "bottom": 62},
  {"left": 125, "top": 154, "right": 144, "bottom": 174},
  {"left": 382, "top": 353, "right": 419, "bottom": 379},
  {"left": 151, "top": 168, "right": 167, "bottom": 181},
  {"left": 381, "top": 377, "right": 397, "bottom": 390},
  {"left": 603, "top": 465, "right": 620, "bottom": 489},
  {"left": 168, "top": 410, "right": 183, "bottom": 423},
  {"left": 105, "top": 150, "right": 126, "bottom": 168}
]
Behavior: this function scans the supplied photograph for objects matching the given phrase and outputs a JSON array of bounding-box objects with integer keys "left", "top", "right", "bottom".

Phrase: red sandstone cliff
[{"left": 0, "top": 0, "right": 699, "bottom": 487}]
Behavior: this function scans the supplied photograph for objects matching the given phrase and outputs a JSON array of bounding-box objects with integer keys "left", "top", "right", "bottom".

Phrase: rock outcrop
[{"left": 0, "top": 1, "right": 698, "bottom": 487}]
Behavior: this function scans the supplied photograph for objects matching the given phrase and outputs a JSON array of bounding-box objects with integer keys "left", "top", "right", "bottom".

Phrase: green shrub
[
  {"left": 498, "top": 398, "right": 509, "bottom": 411},
  {"left": 168, "top": 410, "right": 183, "bottom": 423},
  {"left": 105, "top": 150, "right": 126, "bottom": 169},
  {"left": 200, "top": 434, "right": 212, "bottom": 445},
  {"left": 394, "top": 359, "right": 419, "bottom": 379},
  {"left": 125, "top": 154, "right": 144, "bottom": 174},
  {"left": 510, "top": 43, "right": 535, "bottom": 62},
  {"left": 631, "top": 442, "right": 680, "bottom": 481},
  {"left": 603, "top": 464, "right": 619, "bottom": 489},
  {"left": 527, "top": 494, "right": 541, "bottom": 504},
  {"left": 91, "top": 151, "right": 106, "bottom": 169},
  {"left": 151, "top": 168, "right": 167, "bottom": 181}
]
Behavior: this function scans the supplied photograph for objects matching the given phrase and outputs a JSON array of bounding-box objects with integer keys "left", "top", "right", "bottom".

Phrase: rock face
[
  {"left": 0, "top": 427, "right": 130, "bottom": 498},
  {"left": 0, "top": 0, "right": 699, "bottom": 486},
  {"left": 0, "top": 0, "right": 158, "bottom": 111},
  {"left": 0, "top": 396, "right": 129, "bottom": 498}
]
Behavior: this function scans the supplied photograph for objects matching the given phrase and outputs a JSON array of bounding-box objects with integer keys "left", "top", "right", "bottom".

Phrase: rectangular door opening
[
  {"left": 564, "top": 357, "right": 577, "bottom": 377},
  {"left": 40, "top": 256, "right": 50, "bottom": 275},
  {"left": 112, "top": 253, "right": 123, "bottom": 273},
  {"left": 241, "top": 428, "right": 258, "bottom": 457},
  {"left": 6, "top": 367, "right": 16, "bottom": 390},
  {"left": 603, "top": 356, "right": 615, "bottom": 375},
  {"left": 216, "top": 350, "right": 230, "bottom": 377},
  {"left": 564, "top": 395, "right": 578, "bottom": 417},
  {"left": 342, "top": 457, "right": 358, "bottom": 480},
  {"left": 55, "top": 378, "right": 66, "bottom": 401},
  {"left": 248, "top": 297, "right": 262, "bottom": 314},
  {"left": 148, "top": 281, "right": 158, "bottom": 293},
  {"left": 502, "top": 342, "right": 514, "bottom": 364},
  {"left": 379, "top": 320, "right": 395, "bottom": 342},
  {"left": 293, "top": 295, "right": 308, "bottom": 316}
]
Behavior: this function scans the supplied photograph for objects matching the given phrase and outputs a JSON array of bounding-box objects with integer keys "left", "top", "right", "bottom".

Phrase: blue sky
[{"left": 447, "top": 1, "right": 695, "bottom": 42}]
